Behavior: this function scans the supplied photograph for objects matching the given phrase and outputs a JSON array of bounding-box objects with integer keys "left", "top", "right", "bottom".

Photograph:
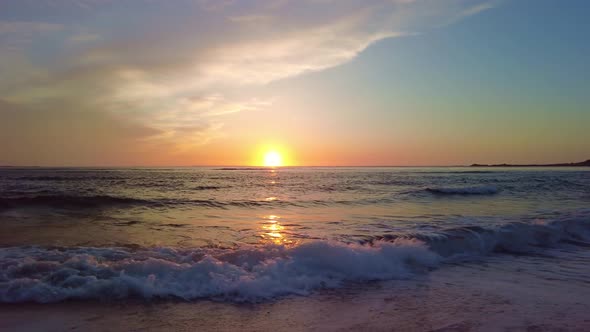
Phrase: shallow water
[{"left": 0, "top": 167, "right": 589, "bottom": 303}]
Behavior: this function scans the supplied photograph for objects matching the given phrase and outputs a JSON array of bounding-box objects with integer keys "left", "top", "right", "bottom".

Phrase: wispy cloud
[
  {"left": 68, "top": 32, "right": 100, "bottom": 43},
  {"left": 0, "top": 21, "right": 63, "bottom": 34},
  {"left": 200, "top": 11, "right": 407, "bottom": 85},
  {"left": 461, "top": 2, "right": 497, "bottom": 17},
  {"left": 0, "top": 21, "right": 64, "bottom": 53}
]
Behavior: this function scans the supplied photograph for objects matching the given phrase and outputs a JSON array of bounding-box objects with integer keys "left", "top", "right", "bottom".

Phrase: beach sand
[{"left": 2, "top": 251, "right": 589, "bottom": 332}]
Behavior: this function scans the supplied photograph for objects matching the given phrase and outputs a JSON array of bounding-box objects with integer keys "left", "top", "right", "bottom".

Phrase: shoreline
[{"left": 2, "top": 253, "right": 589, "bottom": 332}]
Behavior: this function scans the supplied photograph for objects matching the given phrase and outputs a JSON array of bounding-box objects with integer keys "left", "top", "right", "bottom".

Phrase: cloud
[
  {"left": 0, "top": 21, "right": 63, "bottom": 35},
  {"left": 227, "top": 14, "right": 272, "bottom": 24},
  {"left": 201, "top": 11, "right": 406, "bottom": 85},
  {"left": 460, "top": 2, "right": 497, "bottom": 17},
  {"left": 0, "top": 0, "right": 497, "bottom": 165},
  {"left": 68, "top": 32, "right": 100, "bottom": 43},
  {"left": 0, "top": 99, "right": 164, "bottom": 166},
  {"left": 447, "top": 1, "right": 497, "bottom": 24},
  {"left": 0, "top": 21, "right": 64, "bottom": 53},
  {"left": 197, "top": 0, "right": 236, "bottom": 12}
]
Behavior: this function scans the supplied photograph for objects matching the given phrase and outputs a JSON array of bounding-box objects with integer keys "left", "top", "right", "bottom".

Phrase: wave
[
  {"left": 1, "top": 212, "right": 588, "bottom": 303},
  {"left": 426, "top": 185, "right": 499, "bottom": 195},
  {"left": 193, "top": 186, "right": 224, "bottom": 190},
  {"left": 412, "top": 170, "right": 498, "bottom": 174},
  {"left": 369, "top": 211, "right": 590, "bottom": 257},
  {"left": 0, "top": 195, "right": 150, "bottom": 210},
  {"left": 215, "top": 167, "right": 270, "bottom": 171},
  {"left": 0, "top": 194, "right": 304, "bottom": 211},
  {"left": 15, "top": 176, "right": 123, "bottom": 181},
  {"left": 0, "top": 240, "right": 436, "bottom": 303},
  {"left": 0, "top": 193, "right": 395, "bottom": 211}
]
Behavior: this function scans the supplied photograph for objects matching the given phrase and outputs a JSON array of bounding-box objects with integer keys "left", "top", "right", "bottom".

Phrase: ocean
[{"left": 0, "top": 166, "right": 589, "bottom": 312}]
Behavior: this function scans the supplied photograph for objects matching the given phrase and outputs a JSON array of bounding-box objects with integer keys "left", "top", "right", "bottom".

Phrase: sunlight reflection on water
[{"left": 259, "top": 214, "right": 295, "bottom": 245}]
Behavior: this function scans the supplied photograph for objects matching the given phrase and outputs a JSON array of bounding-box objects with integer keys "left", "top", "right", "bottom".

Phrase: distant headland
[{"left": 471, "top": 160, "right": 590, "bottom": 167}]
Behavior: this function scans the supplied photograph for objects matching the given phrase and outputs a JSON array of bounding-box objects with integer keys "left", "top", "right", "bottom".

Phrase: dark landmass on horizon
[{"left": 471, "top": 160, "right": 590, "bottom": 167}]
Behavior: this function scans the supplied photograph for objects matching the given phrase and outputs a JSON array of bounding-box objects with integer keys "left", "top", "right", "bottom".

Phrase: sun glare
[{"left": 263, "top": 151, "right": 282, "bottom": 167}]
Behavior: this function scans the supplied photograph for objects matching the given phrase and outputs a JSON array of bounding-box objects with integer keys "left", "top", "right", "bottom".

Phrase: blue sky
[{"left": 0, "top": 0, "right": 588, "bottom": 166}]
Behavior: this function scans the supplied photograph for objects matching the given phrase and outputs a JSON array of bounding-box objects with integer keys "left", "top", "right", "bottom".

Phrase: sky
[{"left": 0, "top": 0, "right": 588, "bottom": 166}]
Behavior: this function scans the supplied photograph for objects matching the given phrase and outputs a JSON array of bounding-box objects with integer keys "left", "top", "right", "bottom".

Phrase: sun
[{"left": 263, "top": 151, "right": 283, "bottom": 167}]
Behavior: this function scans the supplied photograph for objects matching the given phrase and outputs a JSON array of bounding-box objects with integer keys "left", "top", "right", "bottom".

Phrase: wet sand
[{"left": 2, "top": 252, "right": 589, "bottom": 332}]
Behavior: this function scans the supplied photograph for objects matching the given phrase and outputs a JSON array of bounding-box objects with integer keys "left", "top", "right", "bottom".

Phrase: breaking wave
[
  {"left": 1, "top": 212, "right": 589, "bottom": 303},
  {"left": 0, "top": 240, "right": 436, "bottom": 303},
  {"left": 371, "top": 211, "right": 590, "bottom": 257}
]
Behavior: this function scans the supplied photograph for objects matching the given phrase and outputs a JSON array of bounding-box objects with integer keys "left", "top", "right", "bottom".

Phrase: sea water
[{"left": 0, "top": 167, "right": 588, "bottom": 303}]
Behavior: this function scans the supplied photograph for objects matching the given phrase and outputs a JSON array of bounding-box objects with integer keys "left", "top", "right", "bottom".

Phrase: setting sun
[
  {"left": 263, "top": 151, "right": 282, "bottom": 167},
  {"left": 252, "top": 144, "right": 293, "bottom": 167}
]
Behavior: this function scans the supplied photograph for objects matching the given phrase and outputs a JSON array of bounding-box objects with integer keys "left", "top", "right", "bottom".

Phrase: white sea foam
[
  {"left": 1, "top": 212, "right": 589, "bottom": 303},
  {"left": 0, "top": 239, "right": 438, "bottom": 303}
]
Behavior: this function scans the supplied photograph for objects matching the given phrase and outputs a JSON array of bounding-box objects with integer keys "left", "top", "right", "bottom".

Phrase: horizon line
[
  {"left": 1, "top": 162, "right": 588, "bottom": 169},
  {"left": 0, "top": 165, "right": 468, "bottom": 168}
]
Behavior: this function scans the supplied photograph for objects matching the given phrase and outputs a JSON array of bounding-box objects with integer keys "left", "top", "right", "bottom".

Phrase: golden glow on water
[{"left": 260, "top": 214, "right": 294, "bottom": 245}]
